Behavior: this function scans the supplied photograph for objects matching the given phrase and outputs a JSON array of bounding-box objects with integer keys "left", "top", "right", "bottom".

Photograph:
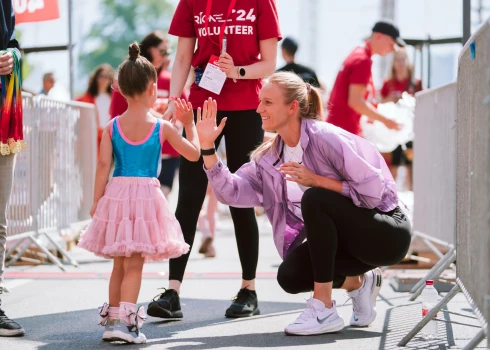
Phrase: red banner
[{"left": 14, "top": 0, "right": 60, "bottom": 24}]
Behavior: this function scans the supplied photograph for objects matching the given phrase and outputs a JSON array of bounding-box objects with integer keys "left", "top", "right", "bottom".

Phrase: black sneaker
[
  {"left": 0, "top": 308, "right": 25, "bottom": 337},
  {"left": 147, "top": 289, "right": 183, "bottom": 319},
  {"left": 225, "top": 288, "right": 260, "bottom": 318}
]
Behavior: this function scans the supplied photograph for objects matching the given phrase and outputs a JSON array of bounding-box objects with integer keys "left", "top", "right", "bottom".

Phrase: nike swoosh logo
[
  {"left": 353, "top": 315, "right": 359, "bottom": 321},
  {"left": 317, "top": 313, "right": 333, "bottom": 324}
]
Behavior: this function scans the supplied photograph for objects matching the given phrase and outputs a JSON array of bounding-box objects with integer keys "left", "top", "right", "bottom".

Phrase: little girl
[{"left": 78, "top": 42, "right": 200, "bottom": 344}]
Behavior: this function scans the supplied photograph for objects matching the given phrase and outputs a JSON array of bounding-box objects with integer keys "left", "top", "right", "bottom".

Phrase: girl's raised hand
[
  {"left": 174, "top": 98, "right": 194, "bottom": 126},
  {"left": 196, "top": 97, "right": 226, "bottom": 149}
]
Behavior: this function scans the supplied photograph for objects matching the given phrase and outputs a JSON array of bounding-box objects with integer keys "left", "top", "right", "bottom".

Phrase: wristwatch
[{"left": 238, "top": 66, "right": 246, "bottom": 78}]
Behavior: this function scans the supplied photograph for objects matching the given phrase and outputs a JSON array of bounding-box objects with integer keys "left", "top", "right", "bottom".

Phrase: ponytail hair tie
[{"left": 306, "top": 83, "right": 312, "bottom": 93}]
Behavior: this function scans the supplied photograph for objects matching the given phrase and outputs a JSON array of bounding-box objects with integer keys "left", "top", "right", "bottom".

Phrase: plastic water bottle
[{"left": 420, "top": 280, "right": 438, "bottom": 339}]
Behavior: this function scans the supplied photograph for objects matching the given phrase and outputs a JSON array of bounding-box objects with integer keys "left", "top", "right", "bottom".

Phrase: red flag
[{"left": 14, "top": 0, "right": 60, "bottom": 24}]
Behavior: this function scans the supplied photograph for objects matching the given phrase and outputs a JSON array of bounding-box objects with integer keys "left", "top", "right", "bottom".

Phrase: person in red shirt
[
  {"left": 147, "top": 0, "right": 281, "bottom": 320},
  {"left": 76, "top": 64, "right": 114, "bottom": 155},
  {"left": 327, "top": 20, "right": 403, "bottom": 136},
  {"left": 381, "top": 49, "right": 422, "bottom": 190},
  {"left": 109, "top": 31, "right": 185, "bottom": 197}
]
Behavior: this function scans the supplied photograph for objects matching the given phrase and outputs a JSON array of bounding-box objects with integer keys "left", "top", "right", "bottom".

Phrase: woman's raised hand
[{"left": 196, "top": 97, "right": 226, "bottom": 149}]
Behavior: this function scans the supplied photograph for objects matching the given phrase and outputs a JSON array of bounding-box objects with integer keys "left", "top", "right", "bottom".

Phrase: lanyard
[
  {"left": 205, "top": 0, "right": 237, "bottom": 51},
  {"left": 364, "top": 41, "right": 377, "bottom": 103}
]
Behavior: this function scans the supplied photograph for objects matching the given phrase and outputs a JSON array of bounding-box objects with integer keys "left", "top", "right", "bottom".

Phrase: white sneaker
[
  {"left": 112, "top": 320, "right": 147, "bottom": 344},
  {"left": 347, "top": 268, "right": 383, "bottom": 327},
  {"left": 102, "top": 319, "right": 115, "bottom": 341},
  {"left": 284, "top": 298, "right": 344, "bottom": 336}
]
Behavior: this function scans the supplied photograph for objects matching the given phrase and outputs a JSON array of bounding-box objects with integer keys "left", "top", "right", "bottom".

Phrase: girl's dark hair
[
  {"left": 86, "top": 64, "right": 114, "bottom": 97},
  {"left": 139, "top": 30, "right": 167, "bottom": 63},
  {"left": 117, "top": 42, "right": 157, "bottom": 98}
]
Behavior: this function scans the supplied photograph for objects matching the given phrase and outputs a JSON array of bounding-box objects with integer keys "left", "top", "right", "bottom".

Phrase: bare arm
[
  {"left": 348, "top": 84, "right": 400, "bottom": 129},
  {"left": 90, "top": 126, "right": 113, "bottom": 216},
  {"left": 163, "top": 37, "right": 196, "bottom": 121},
  {"left": 381, "top": 95, "right": 400, "bottom": 103},
  {"left": 163, "top": 120, "right": 200, "bottom": 162},
  {"left": 218, "top": 38, "right": 278, "bottom": 80}
]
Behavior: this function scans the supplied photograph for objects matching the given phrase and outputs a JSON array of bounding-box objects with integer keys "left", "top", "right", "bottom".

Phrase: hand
[
  {"left": 382, "top": 117, "right": 402, "bottom": 130},
  {"left": 174, "top": 98, "right": 194, "bottom": 127},
  {"left": 90, "top": 202, "right": 98, "bottom": 217},
  {"left": 162, "top": 100, "right": 176, "bottom": 123},
  {"left": 280, "top": 162, "right": 318, "bottom": 187},
  {"left": 153, "top": 98, "right": 169, "bottom": 115},
  {"left": 196, "top": 97, "right": 226, "bottom": 149},
  {"left": 0, "top": 52, "right": 14, "bottom": 75},
  {"left": 218, "top": 53, "right": 238, "bottom": 79}
]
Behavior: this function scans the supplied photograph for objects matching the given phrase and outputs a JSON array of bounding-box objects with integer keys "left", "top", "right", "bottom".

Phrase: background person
[
  {"left": 40, "top": 72, "right": 55, "bottom": 95},
  {"left": 327, "top": 19, "right": 403, "bottom": 136},
  {"left": 0, "top": 1, "right": 25, "bottom": 337},
  {"left": 76, "top": 64, "right": 114, "bottom": 153},
  {"left": 276, "top": 36, "right": 320, "bottom": 87},
  {"left": 380, "top": 49, "right": 422, "bottom": 190},
  {"left": 147, "top": 0, "right": 282, "bottom": 320}
]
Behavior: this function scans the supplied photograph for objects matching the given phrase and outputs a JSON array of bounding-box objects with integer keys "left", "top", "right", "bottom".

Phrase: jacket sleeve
[
  {"left": 204, "top": 159, "right": 264, "bottom": 208},
  {"left": 6, "top": 4, "right": 19, "bottom": 53},
  {"left": 322, "top": 132, "right": 397, "bottom": 209}
]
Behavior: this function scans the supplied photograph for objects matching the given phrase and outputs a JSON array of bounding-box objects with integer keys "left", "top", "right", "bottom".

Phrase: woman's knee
[
  {"left": 301, "top": 188, "right": 341, "bottom": 211},
  {"left": 277, "top": 264, "right": 302, "bottom": 294}
]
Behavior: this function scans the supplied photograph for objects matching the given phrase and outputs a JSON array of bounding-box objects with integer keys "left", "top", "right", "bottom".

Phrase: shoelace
[
  {"left": 343, "top": 291, "right": 363, "bottom": 315},
  {"left": 151, "top": 288, "right": 175, "bottom": 302},
  {"left": 0, "top": 310, "right": 17, "bottom": 325},
  {"left": 126, "top": 306, "right": 147, "bottom": 332},
  {"left": 98, "top": 302, "right": 110, "bottom": 326},
  {"left": 297, "top": 301, "right": 318, "bottom": 322},
  {"left": 231, "top": 288, "right": 252, "bottom": 304}
]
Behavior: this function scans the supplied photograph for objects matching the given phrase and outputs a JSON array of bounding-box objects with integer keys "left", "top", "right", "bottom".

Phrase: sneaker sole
[
  {"left": 285, "top": 317, "right": 345, "bottom": 336},
  {"left": 111, "top": 330, "right": 146, "bottom": 344},
  {"left": 225, "top": 307, "right": 260, "bottom": 318},
  {"left": 102, "top": 331, "right": 115, "bottom": 341},
  {"left": 199, "top": 236, "right": 213, "bottom": 254},
  {"left": 147, "top": 304, "right": 183, "bottom": 319},
  {"left": 0, "top": 328, "right": 25, "bottom": 337},
  {"left": 351, "top": 268, "right": 383, "bottom": 327}
]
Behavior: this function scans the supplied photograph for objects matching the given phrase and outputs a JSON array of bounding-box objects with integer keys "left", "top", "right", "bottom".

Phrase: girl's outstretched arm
[
  {"left": 90, "top": 125, "right": 113, "bottom": 216},
  {"left": 163, "top": 98, "right": 200, "bottom": 162}
]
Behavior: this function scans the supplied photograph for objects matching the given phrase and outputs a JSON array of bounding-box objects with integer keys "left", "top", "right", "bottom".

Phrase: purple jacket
[{"left": 205, "top": 119, "right": 398, "bottom": 259}]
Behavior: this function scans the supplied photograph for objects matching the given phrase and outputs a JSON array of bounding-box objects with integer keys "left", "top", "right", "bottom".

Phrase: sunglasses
[{"left": 159, "top": 48, "right": 171, "bottom": 57}]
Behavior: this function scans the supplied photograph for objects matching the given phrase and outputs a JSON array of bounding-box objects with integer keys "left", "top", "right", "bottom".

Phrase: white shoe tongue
[
  {"left": 308, "top": 298, "right": 328, "bottom": 310},
  {"left": 346, "top": 288, "right": 360, "bottom": 297}
]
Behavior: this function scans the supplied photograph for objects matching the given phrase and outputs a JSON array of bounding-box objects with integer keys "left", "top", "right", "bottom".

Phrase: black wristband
[{"left": 201, "top": 147, "right": 216, "bottom": 156}]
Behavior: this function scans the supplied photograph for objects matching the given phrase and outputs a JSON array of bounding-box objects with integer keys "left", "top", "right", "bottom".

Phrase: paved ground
[{"left": 1, "top": 210, "right": 487, "bottom": 349}]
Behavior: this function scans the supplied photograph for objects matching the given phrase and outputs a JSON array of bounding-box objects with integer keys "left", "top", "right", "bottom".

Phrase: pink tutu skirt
[{"left": 78, "top": 177, "right": 189, "bottom": 262}]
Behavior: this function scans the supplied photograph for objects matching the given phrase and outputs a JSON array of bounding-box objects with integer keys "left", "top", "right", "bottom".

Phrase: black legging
[
  {"left": 169, "top": 110, "right": 264, "bottom": 282},
  {"left": 277, "top": 188, "right": 411, "bottom": 293}
]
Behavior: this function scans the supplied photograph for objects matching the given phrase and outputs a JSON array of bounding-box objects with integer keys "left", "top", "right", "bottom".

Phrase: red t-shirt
[
  {"left": 109, "top": 70, "right": 186, "bottom": 157},
  {"left": 327, "top": 45, "right": 373, "bottom": 136},
  {"left": 168, "top": 0, "right": 282, "bottom": 111},
  {"left": 381, "top": 77, "right": 423, "bottom": 100}
]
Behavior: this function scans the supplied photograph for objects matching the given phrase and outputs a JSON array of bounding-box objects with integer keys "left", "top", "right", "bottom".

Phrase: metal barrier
[
  {"left": 455, "top": 18, "right": 490, "bottom": 347},
  {"left": 399, "top": 19, "right": 490, "bottom": 349},
  {"left": 5, "top": 94, "right": 97, "bottom": 270},
  {"left": 407, "top": 83, "right": 458, "bottom": 301}
]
